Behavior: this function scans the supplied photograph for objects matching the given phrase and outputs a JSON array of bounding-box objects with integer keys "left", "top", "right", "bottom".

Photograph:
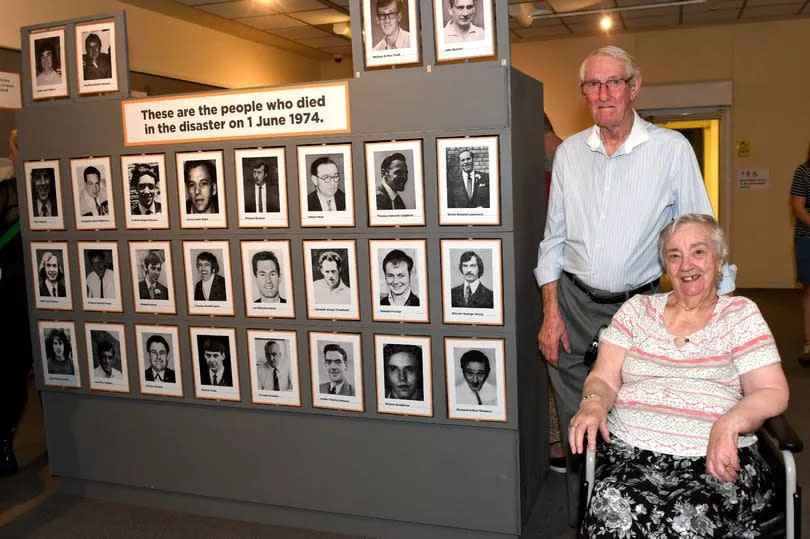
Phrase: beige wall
[
  {"left": 512, "top": 18, "right": 810, "bottom": 288},
  {"left": 0, "top": 0, "right": 322, "bottom": 88}
]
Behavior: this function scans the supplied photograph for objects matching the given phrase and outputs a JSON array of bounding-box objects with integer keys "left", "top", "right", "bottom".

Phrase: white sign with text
[{"left": 122, "top": 81, "right": 350, "bottom": 146}]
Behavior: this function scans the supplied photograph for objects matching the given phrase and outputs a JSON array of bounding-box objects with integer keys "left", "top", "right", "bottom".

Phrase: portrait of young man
[
  {"left": 137, "top": 250, "right": 169, "bottom": 301},
  {"left": 455, "top": 349, "right": 497, "bottom": 405},
  {"left": 81, "top": 31, "right": 112, "bottom": 80},
  {"left": 243, "top": 157, "right": 280, "bottom": 214},
  {"left": 37, "top": 250, "right": 66, "bottom": 298},
  {"left": 93, "top": 339, "right": 123, "bottom": 381},
  {"left": 450, "top": 250, "right": 493, "bottom": 308},
  {"left": 130, "top": 164, "right": 160, "bottom": 215},
  {"left": 372, "top": 0, "right": 410, "bottom": 50},
  {"left": 198, "top": 336, "right": 233, "bottom": 387},
  {"left": 85, "top": 249, "right": 116, "bottom": 300},
  {"left": 382, "top": 343, "right": 423, "bottom": 400},
  {"left": 193, "top": 251, "right": 226, "bottom": 302},
  {"left": 380, "top": 249, "right": 419, "bottom": 306},
  {"left": 312, "top": 250, "right": 351, "bottom": 304},
  {"left": 251, "top": 250, "right": 286, "bottom": 304},
  {"left": 443, "top": 0, "right": 484, "bottom": 42},
  {"left": 78, "top": 165, "right": 108, "bottom": 217},
  {"left": 143, "top": 334, "right": 175, "bottom": 383},
  {"left": 30, "top": 167, "right": 58, "bottom": 218},
  {"left": 184, "top": 159, "right": 218, "bottom": 215},
  {"left": 446, "top": 148, "right": 490, "bottom": 209},
  {"left": 318, "top": 343, "right": 354, "bottom": 396},
  {"left": 376, "top": 152, "right": 410, "bottom": 210}
]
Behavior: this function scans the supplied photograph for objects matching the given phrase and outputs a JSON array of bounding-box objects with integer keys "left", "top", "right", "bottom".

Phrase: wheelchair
[{"left": 581, "top": 414, "right": 803, "bottom": 538}]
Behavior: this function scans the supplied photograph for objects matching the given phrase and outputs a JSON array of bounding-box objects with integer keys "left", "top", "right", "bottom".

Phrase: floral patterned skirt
[{"left": 581, "top": 438, "right": 777, "bottom": 538}]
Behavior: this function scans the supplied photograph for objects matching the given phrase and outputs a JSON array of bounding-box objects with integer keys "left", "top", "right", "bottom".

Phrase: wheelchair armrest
[{"left": 762, "top": 414, "right": 803, "bottom": 453}]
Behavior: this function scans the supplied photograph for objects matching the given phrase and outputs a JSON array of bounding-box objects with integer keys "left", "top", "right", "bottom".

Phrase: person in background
[
  {"left": 0, "top": 129, "right": 32, "bottom": 476},
  {"left": 790, "top": 143, "right": 810, "bottom": 366}
]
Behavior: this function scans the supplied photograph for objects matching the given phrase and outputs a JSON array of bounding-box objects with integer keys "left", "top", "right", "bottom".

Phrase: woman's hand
[
  {"left": 706, "top": 415, "right": 741, "bottom": 482},
  {"left": 568, "top": 398, "right": 611, "bottom": 454}
]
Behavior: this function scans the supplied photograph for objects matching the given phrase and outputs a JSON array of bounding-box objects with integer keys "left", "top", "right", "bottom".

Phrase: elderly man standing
[{"left": 534, "top": 45, "right": 735, "bottom": 524}]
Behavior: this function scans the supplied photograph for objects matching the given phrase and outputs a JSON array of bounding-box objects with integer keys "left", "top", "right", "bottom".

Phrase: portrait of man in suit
[
  {"left": 93, "top": 339, "right": 123, "bottom": 381},
  {"left": 307, "top": 156, "right": 345, "bottom": 212},
  {"left": 144, "top": 334, "right": 176, "bottom": 383},
  {"left": 252, "top": 250, "right": 286, "bottom": 303},
  {"left": 82, "top": 32, "right": 112, "bottom": 80},
  {"left": 243, "top": 158, "right": 280, "bottom": 213},
  {"left": 256, "top": 339, "right": 292, "bottom": 391},
  {"left": 138, "top": 250, "right": 169, "bottom": 301},
  {"left": 380, "top": 249, "right": 419, "bottom": 306},
  {"left": 184, "top": 159, "right": 218, "bottom": 214},
  {"left": 130, "top": 164, "right": 161, "bottom": 215},
  {"left": 446, "top": 148, "right": 490, "bottom": 208},
  {"left": 318, "top": 343, "right": 354, "bottom": 396},
  {"left": 455, "top": 349, "right": 497, "bottom": 405},
  {"left": 38, "top": 250, "right": 66, "bottom": 298},
  {"left": 376, "top": 152, "right": 409, "bottom": 210},
  {"left": 383, "top": 343, "right": 423, "bottom": 400},
  {"left": 450, "top": 250, "right": 493, "bottom": 308},
  {"left": 193, "top": 251, "right": 226, "bottom": 301},
  {"left": 85, "top": 249, "right": 116, "bottom": 300},
  {"left": 199, "top": 336, "right": 232, "bottom": 387},
  {"left": 78, "top": 165, "right": 108, "bottom": 217},
  {"left": 31, "top": 167, "right": 57, "bottom": 217}
]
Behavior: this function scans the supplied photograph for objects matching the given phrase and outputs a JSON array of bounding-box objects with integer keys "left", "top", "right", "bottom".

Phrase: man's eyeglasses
[
  {"left": 377, "top": 10, "right": 399, "bottom": 20},
  {"left": 317, "top": 174, "right": 341, "bottom": 183},
  {"left": 149, "top": 350, "right": 168, "bottom": 358},
  {"left": 580, "top": 78, "right": 632, "bottom": 95}
]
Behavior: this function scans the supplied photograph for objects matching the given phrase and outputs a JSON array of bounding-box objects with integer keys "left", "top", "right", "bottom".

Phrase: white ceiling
[{"left": 152, "top": 0, "right": 810, "bottom": 58}]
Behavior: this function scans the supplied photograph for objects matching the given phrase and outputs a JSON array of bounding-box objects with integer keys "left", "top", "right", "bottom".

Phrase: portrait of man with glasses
[
  {"left": 307, "top": 156, "right": 346, "bottom": 212},
  {"left": 372, "top": 0, "right": 410, "bottom": 50}
]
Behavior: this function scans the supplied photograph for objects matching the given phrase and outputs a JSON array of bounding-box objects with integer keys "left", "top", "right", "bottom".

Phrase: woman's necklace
[{"left": 672, "top": 293, "right": 718, "bottom": 313}]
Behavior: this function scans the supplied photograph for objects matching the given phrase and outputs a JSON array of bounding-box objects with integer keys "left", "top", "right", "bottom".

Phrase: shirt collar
[
  {"left": 381, "top": 181, "right": 397, "bottom": 201},
  {"left": 585, "top": 109, "right": 649, "bottom": 156},
  {"left": 316, "top": 192, "right": 336, "bottom": 209}
]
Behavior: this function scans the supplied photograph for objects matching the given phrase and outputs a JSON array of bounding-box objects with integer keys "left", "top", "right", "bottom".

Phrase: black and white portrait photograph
[
  {"left": 369, "top": 239, "right": 429, "bottom": 323},
  {"left": 364, "top": 140, "right": 424, "bottom": 226},
  {"left": 85, "top": 322, "right": 130, "bottom": 393},
  {"left": 190, "top": 326, "right": 240, "bottom": 401},
  {"left": 176, "top": 150, "right": 227, "bottom": 229},
  {"left": 29, "top": 28, "right": 67, "bottom": 100},
  {"left": 445, "top": 337, "right": 506, "bottom": 421},
  {"left": 135, "top": 324, "right": 183, "bottom": 398},
  {"left": 183, "top": 240, "right": 235, "bottom": 316},
  {"left": 30, "top": 242, "right": 72, "bottom": 311},
  {"left": 302, "top": 240, "right": 360, "bottom": 320},
  {"left": 24, "top": 160, "right": 64, "bottom": 231},
  {"left": 235, "top": 147, "right": 288, "bottom": 228},
  {"left": 436, "top": 136, "right": 500, "bottom": 225},
  {"left": 38, "top": 320, "right": 80, "bottom": 388},
  {"left": 247, "top": 330, "right": 301, "bottom": 407},
  {"left": 362, "top": 0, "right": 420, "bottom": 67},
  {"left": 129, "top": 241, "right": 176, "bottom": 314},
  {"left": 78, "top": 241, "right": 123, "bottom": 312},
  {"left": 297, "top": 144, "right": 355, "bottom": 227},
  {"left": 441, "top": 239, "right": 503, "bottom": 325},
  {"left": 70, "top": 156, "right": 116, "bottom": 230},
  {"left": 309, "top": 331, "right": 363, "bottom": 412},
  {"left": 374, "top": 334, "right": 433, "bottom": 417},
  {"left": 433, "top": 0, "right": 495, "bottom": 62},
  {"left": 75, "top": 20, "right": 118, "bottom": 94},
  {"left": 121, "top": 154, "right": 168, "bottom": 229},
  {"left": 240, "top": 240, "right": 295, "bottom": 319}
]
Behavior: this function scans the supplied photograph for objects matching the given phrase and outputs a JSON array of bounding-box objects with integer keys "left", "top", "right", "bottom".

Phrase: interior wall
[
  {"left": 0, "top": 0, "right": 323, "bottom": 89},
  {"left": 511, "top": 18, "right": 810, "bottom": 288}
]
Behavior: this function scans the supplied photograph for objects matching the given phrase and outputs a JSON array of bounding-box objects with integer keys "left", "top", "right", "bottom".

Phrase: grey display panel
[{"left": 20, "top": 1, "right": 546, "bottom": 535}]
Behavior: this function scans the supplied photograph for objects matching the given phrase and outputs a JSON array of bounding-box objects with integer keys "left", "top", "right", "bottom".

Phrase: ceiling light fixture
[
  {"left": 531, "top": 0, "right": 706, "bottom": 20},
  {"left": 599, "top": 14, "right": 612, "bottom": 31},
  {"left": 333, "top": 22, "right": 351, "bottom": 37}
]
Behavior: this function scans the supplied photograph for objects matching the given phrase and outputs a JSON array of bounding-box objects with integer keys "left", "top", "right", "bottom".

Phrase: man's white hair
[{"left": 578, "top": 45, "right": 640, "bottom": 83}]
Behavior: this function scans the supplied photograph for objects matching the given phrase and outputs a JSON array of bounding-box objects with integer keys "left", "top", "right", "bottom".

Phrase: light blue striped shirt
[{"left": 534, "top": 111, "right": 735, "bottom": 294}]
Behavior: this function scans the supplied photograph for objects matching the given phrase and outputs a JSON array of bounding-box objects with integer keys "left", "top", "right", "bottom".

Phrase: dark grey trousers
[{"left": 546, "top": 276, "right": 650, "bottom": 526}]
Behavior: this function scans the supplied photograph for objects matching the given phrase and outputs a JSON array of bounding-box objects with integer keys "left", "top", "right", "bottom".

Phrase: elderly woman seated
[{"left": 569, "top": 213, "right": 789, "bottom": 538}]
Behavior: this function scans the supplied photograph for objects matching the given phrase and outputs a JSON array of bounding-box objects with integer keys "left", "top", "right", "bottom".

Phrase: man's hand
[{"left": 538, "top": 280, "right": 571, "bottom": 366}]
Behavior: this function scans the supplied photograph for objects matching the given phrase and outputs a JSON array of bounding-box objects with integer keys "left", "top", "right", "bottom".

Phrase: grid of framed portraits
[
  {"left": 360, "top": 0, "right": 496, "bottom": 68},
  {"left": 28, "top": 18, "right": 120, "bottom": 100},
  {"left": 25, "top": 136, "right": 501, "bottom": 232},
  {"left": 34, "top": 321, "right": 508, "bottom": 422}
]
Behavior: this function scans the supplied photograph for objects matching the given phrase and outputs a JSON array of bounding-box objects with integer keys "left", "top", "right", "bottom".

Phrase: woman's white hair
[
  {"left": 658, "top": 213, "right": 729, "bottom": 288},
  {"left": 578, "top": 45, "right": 640, "bottom": 83}
]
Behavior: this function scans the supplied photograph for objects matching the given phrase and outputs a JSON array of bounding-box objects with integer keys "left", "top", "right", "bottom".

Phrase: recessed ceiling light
[{"left": 600, "top": 14, "right": 613, "bottom": 31}]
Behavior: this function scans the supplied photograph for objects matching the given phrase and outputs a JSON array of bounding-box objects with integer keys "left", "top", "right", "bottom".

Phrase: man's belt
[{"left": 563, "top": 271, "right": 659, "bottom": 304}]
